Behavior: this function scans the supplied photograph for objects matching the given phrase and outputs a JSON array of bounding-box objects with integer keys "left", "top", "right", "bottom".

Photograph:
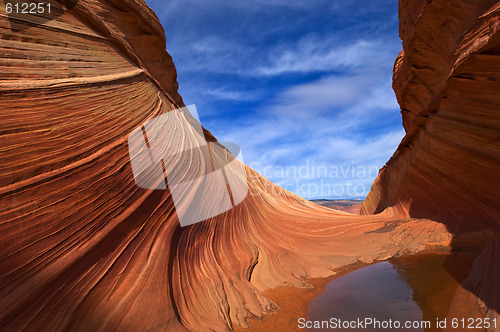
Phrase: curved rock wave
[
  {"left": 0, "top": 0, "right": 497, "bottom": 331},
  {"left": 361, "top": 0, "right": 500, "bottom": 325}
]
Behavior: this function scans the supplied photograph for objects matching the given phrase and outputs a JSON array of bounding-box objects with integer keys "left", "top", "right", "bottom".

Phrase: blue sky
[{"left": 144, "top": 0, "right": 404, "bottom": 200}]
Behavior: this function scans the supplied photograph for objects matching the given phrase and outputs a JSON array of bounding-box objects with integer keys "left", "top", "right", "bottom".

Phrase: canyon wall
[
  {"left": 361, "top": 0, "right": 500, "bottom": 325},
  {"left": 0, "top": 0, "right": 498, "bottom": 331},
  {"left": 361, "top": 0, "right": 500, "bottom": 230}
]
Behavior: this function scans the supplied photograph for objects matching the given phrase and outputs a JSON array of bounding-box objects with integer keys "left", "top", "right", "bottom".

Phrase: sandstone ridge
[{"left": 0, "top": 0, "right": 498, "bottom": 331}]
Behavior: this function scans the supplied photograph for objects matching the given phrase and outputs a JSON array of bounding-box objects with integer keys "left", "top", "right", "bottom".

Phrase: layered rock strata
[
  {"left": 0, "top": 0, "right": 498, "bottom": 331},
  {"left": 361, "top": 0, "right": 500, "bottom": 326}
]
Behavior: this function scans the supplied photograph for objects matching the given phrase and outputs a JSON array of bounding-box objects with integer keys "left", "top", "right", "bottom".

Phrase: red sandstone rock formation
[
  {"left": 0, "top": 0, "right": 497, "bottom": 331},
  {"left": 311, "top": 200, "right": 363, "bottom": 214},
  {"left": 361, "top": 0, "right": 500, "bottom": 327}
]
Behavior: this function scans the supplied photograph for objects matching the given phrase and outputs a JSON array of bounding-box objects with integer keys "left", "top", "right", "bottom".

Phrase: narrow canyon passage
[{"left": 0, "top": 0, "right": 499, "bottom": 331}]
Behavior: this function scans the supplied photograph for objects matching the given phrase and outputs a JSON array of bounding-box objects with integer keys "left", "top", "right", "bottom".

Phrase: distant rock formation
[
  {"left": 361, "top": 0, "right": 500, "bottom": 325},
  {"left": 311, "top": 199, "right": 363, "bottom": 214},
  {"left": 0, "top": 0, "right": 497, "bottom": 331}
]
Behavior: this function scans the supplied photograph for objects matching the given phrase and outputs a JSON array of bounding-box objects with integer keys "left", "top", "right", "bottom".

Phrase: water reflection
[
  {"left": 307, "top": 261, "right": 422, "bottom": 331},
  {"left": 306, "top": 253, "right": 476, "bottom": 331}
]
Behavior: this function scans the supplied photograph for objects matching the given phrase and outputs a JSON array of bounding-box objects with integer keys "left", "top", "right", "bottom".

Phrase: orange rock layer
[
  {"left": 361, "top": 0, "right": 500, "bottom": 325},
  {"left": 0, "top": 0, "right": 498, "bottom": 331}
]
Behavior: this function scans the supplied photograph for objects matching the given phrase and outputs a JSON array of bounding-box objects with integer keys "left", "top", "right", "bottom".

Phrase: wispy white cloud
[
  {"left": 170, "top": 34, "right": 399, "bottom": 79},
  {"left": 147, "top": 0, "right": 324, "bottom": 16},
  {"left": 265, "top": 71, "right": 380, "bottom": 118},
  {"left": 247, "top": 130, "right": 404, "bottom": 199},
  {"left": 203, "top": 88, "right": 258, "bottom": 101},
  {"left": 255, "top": 38, "right": 391, "bottom": 76},
  {"left": 144, "top": 0, "right": 402, "bottom": 198},
  {"left": 207, "top": 70, "right": 404, "bottom": 198},
  {"left": 250, "top": 0, "right": 316, "bottom": 8},
  {"left": 185, "top": 35, "right": 402, "bottom": 198}
]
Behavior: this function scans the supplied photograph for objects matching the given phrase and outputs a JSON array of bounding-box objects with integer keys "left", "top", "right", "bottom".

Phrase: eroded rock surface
[
  {"left": 0, "top": 0, "right": 497, "bottom": 331},
  {"left": 361, "top": 0, "right": 500, "bottom": 327}
]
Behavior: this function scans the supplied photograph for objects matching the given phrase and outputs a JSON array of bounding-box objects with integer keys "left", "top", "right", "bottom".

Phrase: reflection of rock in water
[
  {"left": 0, "top": 0, "right": 498, "bottom": 331},
  {"left": 307, "top": 253, "right": 480, "bottom": 332},
  {"left": 391, "top": 253, "right": 480, "bottom": 328},
  {"left": 360, "top": 0, "right": 500, "bottom": 325},
  {"left": 307, "top": 261, "right": 423, "bottom": 332}
]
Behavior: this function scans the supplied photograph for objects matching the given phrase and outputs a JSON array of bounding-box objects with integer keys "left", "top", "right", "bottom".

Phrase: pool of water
[{"left": 306, "top": 253, "right": 476, "bottom": 331}]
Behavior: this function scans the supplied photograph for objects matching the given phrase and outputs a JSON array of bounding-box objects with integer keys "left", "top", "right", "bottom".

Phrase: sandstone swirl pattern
[
  {"left": 0, "top": 0, "right": 497, "bottom": 331},
  {"left": 361, "top": 0, "right": 500, "bottom": 324}
]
